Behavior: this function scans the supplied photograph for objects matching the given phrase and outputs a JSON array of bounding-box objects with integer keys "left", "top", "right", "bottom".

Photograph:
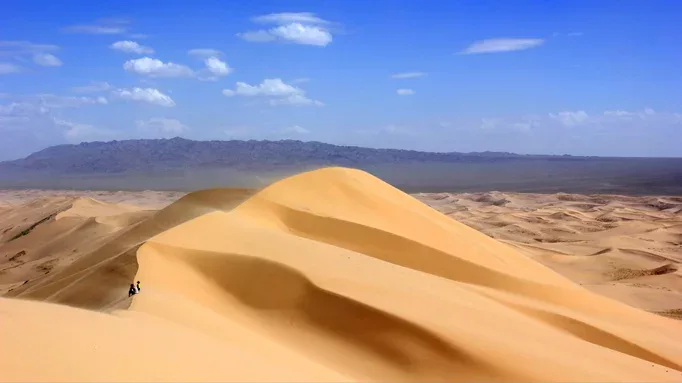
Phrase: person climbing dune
[
  {"left": 136, "top": 281, "right": 141, "bottom": 293},
  {"left": 128, "top": 283, "right": 137, "bottom": 297}
]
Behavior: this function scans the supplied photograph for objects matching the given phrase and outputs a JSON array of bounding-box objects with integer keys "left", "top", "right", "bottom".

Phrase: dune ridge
[{"left": 2, "top": 167, "right": 682, "bottom": 382}]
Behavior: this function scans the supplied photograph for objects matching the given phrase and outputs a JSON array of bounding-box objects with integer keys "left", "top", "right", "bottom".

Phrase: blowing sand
[{"left": 1, "top": 167, "right": 681, "bottom": 382}]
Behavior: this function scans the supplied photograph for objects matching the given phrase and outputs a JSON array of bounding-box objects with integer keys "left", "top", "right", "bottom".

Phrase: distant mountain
[{"left": 0, "top": 137, "right": 584, "bottom": 175}]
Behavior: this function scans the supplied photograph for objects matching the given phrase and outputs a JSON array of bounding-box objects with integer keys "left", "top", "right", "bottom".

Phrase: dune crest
[{"left": 2, "top": 167, "right": 682, "bottom": 382}]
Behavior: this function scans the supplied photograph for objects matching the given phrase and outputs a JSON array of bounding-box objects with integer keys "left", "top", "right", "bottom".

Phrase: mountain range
[
  {"left": 0, "top": 137, "right": 580, "bottom": 174},
  {"left": 3, "top": 138, "right": 681, "bottom": 195}
]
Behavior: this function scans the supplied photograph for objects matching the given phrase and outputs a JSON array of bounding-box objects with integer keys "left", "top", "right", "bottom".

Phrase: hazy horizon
[{"left": 3, "top": 137, "right": 682, "bottom": 163}]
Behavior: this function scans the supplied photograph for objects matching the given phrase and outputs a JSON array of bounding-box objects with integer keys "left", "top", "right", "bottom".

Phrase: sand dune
[
  {"left": 416, "top": 191, "right": 682, "bottom": 318},
  {"left": 2, "top": 168, "right": 682, "bottom": 382}
]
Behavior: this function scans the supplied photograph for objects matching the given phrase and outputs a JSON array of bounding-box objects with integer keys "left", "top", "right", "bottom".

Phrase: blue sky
[{"left": 1, "top": 0, "right": 681, "bottom": 160}]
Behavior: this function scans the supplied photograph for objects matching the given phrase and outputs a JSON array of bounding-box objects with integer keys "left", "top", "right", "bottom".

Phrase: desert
[
  {"left": 1, "top": 167, "right": 681, "bottom": 382},
  {"left": 4, "top": 0, "right": 682, "bottom": 380}
]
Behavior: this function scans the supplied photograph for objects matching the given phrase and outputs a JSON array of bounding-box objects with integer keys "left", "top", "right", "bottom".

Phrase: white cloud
[
  {"left": 188, "top": 48, "right": 223, "bottom": 57},
  {"left": 63, "top": 18, "right": 129, "bottom": 34},
  {"left": 269, "top": 94, "right": 324, "bottom": 107},
  {"left": 222, "top": 78, "right": 302, "bottom": 97},
  {"left": 123, "top": 57, "right": 194, "bottom": 78},
  {"left": 33, "top": 53, "right": 62, "bottom": 67},
  {"left": 391, "top": 72, "right": 427, "bottom": 79},
  {"left": 269, "top": 23, "right": 332, "bottom": 46},
  {"left": 136, "top": 118, "right": 187, "bottom": 138},
  {"left": 37, "top": 94, "right": 107, "bottom": 108},
  {"left": 0, "top": 101, "right": 46, "bottom": 117},
  {"left": 0, "top": 41, "right": 60, "bottom": 71},
  {"left": 397, "top": 88, "right": 415, "bottom": 96},
  {"left": 238, "top": 12, "right": 334, "bottom": 46},
  {"left": 0, "top": 41, "right": 60, "bottom": 55},
  {"left": 71, "top": 81, "right": 112, "bottom": 93},
  {"left": 113, "top": 87, "right": 175, "bottom": 107},
  {"left": 223, "top": 78, "right": 323, "bottom": 107},
  {"left": 204, "top": 56, "right": 232, "bottom": 76},
  {"left": 282, "top": 125, "right": 310, "bottom": 134},
  {"left": 110, "top": 40, "right": 154, "bottom": 54},
  {"left": 53, "top": 118, "right": 115, "bottom": 143},
  {"left": 549, "top": 110, "right": 589, "bottom": 126},
  {"left": 0, "top": 62, "right": 21, "bottom": 74},
  {"left": 252, "top": 12, "right": 329, "bottom": 25},
  {"left": 460, "top": 38, "right": 545, "bottom": 54}
]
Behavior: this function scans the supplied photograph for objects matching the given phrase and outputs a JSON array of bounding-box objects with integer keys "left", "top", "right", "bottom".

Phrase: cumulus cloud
[
  {"left": 238, "top": 12, "right": 334, "bottom": 46},
  {"left": 222, "top": 78, "right": 323, "bottom": 107},
  {"left": 33, "top": 53, "right": 62, "bottom": 67},
  {"left": 123, "top": 57, "right": 194, "bottom": 78},
  {"left": 269, "top": 23, "right": 332, "bottom": 46},
  {"left": 204, "top": 57, "right": 232, "bottom": 76},
  {"left": 136, "top": 118, "right": 187, "bottom": 138},
  {"left": 460, "top": 38, "right": 545, "bottom": 54},
  {"left": 71, "top": 81, "right": 111, "bottom": 93},
  {"left": 188, "top": 48, "right": 223, "bottom": 57},
  {"left": 397, "top": 88, "right": 415, "bottom": 96},
  {"left": 113, "top": 87, "right": 175, "bottom": 107},
  {"left": 0, "top": 62, "right": 21, "bottom": 74},
  {"left": 391, "top": 72, "right": 427, "bottom": 79},
  {"left": 110, "top": 40, "right": 154, "bottom": 54},
  {"left": 62, "top": 18, "right": 130, "bottom": 34},
  {"left": 222, "top": 78, "right": 301, "bottom": 97}
]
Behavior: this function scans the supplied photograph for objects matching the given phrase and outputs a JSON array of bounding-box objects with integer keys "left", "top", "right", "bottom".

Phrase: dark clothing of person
[{"left": 128, "top": 284, "right": 137, "bottom": 297}]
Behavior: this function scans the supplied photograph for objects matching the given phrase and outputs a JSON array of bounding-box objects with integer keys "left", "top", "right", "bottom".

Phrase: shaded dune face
[
  {"left": 1, "top": 188, "right": 255, "bottom": 310},
  {"left": 2, "top": 167, "right": 682, "bottom": 382}
]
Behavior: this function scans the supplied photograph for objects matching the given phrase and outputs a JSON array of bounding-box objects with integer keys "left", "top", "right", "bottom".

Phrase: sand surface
[{"left": 1, "top": 168, "right": 681, "bottom": 382}]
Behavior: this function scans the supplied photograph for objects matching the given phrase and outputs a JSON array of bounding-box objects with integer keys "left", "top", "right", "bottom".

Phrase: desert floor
[
  {"left": 1, "top": 169, "right": 681, "bottom": 382},
  {"left": 414, "top": 191, "right": 682, "bottom": 319}
]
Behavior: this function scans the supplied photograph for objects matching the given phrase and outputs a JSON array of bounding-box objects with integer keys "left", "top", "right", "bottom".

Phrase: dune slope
[
  {"left": 415, "top": 191, "right": 682, "bottom": 318},
  {"left": 2, "top": 167, "right": 682, "bottom": 382},
  {"left": 0, "top": 188, "right": 253, "bottom": 309}
]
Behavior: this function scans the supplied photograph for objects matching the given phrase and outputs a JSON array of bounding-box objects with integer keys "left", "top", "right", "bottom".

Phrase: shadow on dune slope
[{"left": 1, "top": 188, "right": 255, "bottom": 310}]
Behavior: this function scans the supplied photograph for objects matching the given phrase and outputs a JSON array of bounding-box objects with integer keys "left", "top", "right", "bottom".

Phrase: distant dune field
[{"left": 1, "top": 168, "right": 681, "bottom": 382}]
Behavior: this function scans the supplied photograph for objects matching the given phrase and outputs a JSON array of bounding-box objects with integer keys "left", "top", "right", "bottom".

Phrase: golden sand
[{"left": 1, "top": 168, "right": 681, "bottom": 382}]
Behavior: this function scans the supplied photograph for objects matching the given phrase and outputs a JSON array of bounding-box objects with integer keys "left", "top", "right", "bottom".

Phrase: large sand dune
[{"left": 1, "top": 167, "right": 682, "bottom": 382}]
